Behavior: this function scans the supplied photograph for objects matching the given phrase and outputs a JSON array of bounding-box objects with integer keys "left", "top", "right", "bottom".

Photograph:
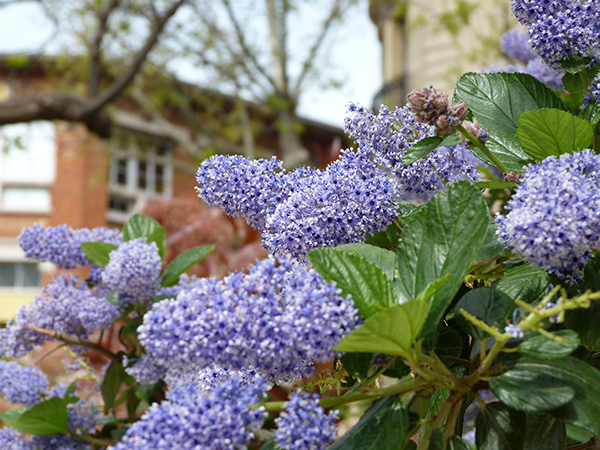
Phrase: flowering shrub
[{"left": 3, "top": 2, "right": 600, "bottom": 449}]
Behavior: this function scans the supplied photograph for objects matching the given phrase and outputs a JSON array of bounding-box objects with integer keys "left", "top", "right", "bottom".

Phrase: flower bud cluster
[
  {"left": 407, "top": 86, "right": 468, "bottom": 136},
  {"left": 457, "top": 118, "right": 489, "bottom": 149}
]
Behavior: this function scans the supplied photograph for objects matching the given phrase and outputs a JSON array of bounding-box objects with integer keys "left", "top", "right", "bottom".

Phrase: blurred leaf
[
  {"left": 102, "top": 361, "right": 125, "bottom": 414},
  {"left": 13, "top": 397, "right": 69, "bottom": 435},
  {"left": 81, "top": 242, "right": 118, "bottom": 267},
  {"left": 518, "top": 330, "right": 580, "bottom": 360},
  {"left": 475, "top": 402, "right": 526, "bottom": 450},
  {"left": 340, "top": 353, "right": 374, "bottom": 380},
  {"left": 473, "top": 181, "right": 517, "bottom": 190},
  {"left": 456, "top": 287, "right": 513, "bottom": 340},
  {"left": 123, "top": 214, "right": 163, "bottom": 242}
]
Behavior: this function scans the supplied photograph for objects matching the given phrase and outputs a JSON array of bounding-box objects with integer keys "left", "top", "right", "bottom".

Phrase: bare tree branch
[{"left": 89, "top": 0, "right": 122, "bottom": 97}]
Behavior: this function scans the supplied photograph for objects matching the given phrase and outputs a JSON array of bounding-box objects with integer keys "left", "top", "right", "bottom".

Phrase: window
[
  {"left": 0, "top": 263, "right": 39, "bottom": 289},
  {"left": 0, "top": 122, "right": 56, "bottom": 213},
  {"left": 107, "top": 127, "right": 173, "bottom": 222}
]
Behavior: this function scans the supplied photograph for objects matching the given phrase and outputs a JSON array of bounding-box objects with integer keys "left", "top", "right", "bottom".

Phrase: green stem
[
  {"left": 259, "top": 376, "right": 428, "bottom": 412},
  {"left": 581, "top": 70, "right": 591, "bottom": 93},
  {"left": 456, "top": 125, "right": 510, "bottom": 173},
  {"left": 70, "top": 431, "right": 115, "bottom": 447}
]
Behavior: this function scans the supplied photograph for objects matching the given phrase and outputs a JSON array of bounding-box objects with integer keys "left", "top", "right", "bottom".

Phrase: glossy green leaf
[
  {"left": 418, "top": 388, "right": 450, "bottom": 444},
  {"left": 394, "top": 180, "right": 489, "bottom": 336},
  {"left": 523, "top": 413, "right": 566, "bottom": 450},
  {"left": 565, "top": 258, "right": 600, "bottom": 351},
  {"left": 518, "top": 330, "right": 580, "bottom": 359},
  {"left": 475, "top": 402, "right": 526, "bottom": 450},
  {"left": 516, "top": 109, "right": 593, "bottom": 160},
  {"left": 562, "top": 63, "right": 600, "bottom": 93},
  {"left": 261, "top": 439, "right": 277, "bottom": 450},
  {"left": 334, "top": 301, "right": 428, "bottom": 357},
  {"left": 328, "top": 396, "right": 410, "bottom": 450},
  {"left": 340, "top": 353, "right": 374, "bottom": 380},
  {"left": 102, "top": 361, "right": 125, "bottom": 414},
  {"left": 447, "top": 436, "right": 474, "bottom": 450},
  {"left": 454, "top": 72, "right": 565, "bottom": 171},
  {"left": 435, "top": 325, "right": 464, "bottom": 359},
  {"left": 0, "top": 406, "right": 28, "bottom": 424},
  {"left": 160, "top": 245, "right": 215, "bottom": 287},
  {"left": 80, "top": 242, "right": 118, "bottom": 267},
  {"left": 13, "top": 397, "right": 69, "bottom": 435},
  {"left": 147, "top": 226, "right": 167, "bottom": 260},
  {"left": 364, "top": 222, "right": 401, "bottom": 250},
  {"left": 455, "top": 287, "right": 513, "bottom": 340},
  {"left": 495, "top": 263, "right": 550, "bottom": 304},
  {"left": 309, "top": 248, "right": 395, "bottom": 319},
  {"left": 123, "top": 214, "right": 163, "bottom": 242},
  {"left": 475, "top": 223, "right": 511, "bottom": 264},
  {"left": 580, "top": 100, "right": 600, "bottom": 127},
  {"left": 402, "top": 136, "right": 444, "bottom": 165},
  {"left": 336, "top": 243, "right": 396, "bottom": 281},
  {"left": 561, "top": 55, "right": 592, "bottom": 74}
]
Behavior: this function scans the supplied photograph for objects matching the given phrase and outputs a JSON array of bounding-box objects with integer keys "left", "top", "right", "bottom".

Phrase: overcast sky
[{"left": 0, "top": 1, "right": 382, "bottom": 128}]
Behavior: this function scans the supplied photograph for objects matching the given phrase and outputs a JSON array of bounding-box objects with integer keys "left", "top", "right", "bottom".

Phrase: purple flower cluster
[
  {"left": 275, "top": 391, "right": 338, "bottom": 450},
  {"left": 0, "top": 360, "right": 48, "bottom": 406},
  {"left": 511, "top": 0, "right": 600, "bottom": 70},
  {"left": 344, "top": 103, "right": 479, "bottom": 202},
  {"left": 113, "top": 373, "right": 267, "bottom": 450},
  {"left": 262, "top": 150, "right": 398, "bottom": 258},
  {"left": 0, "top": 274, "right": 122, "bottom": 357},
  {"left": 0, "top": 428, "right": 89, "bottom": 450},
  {"left": 124, "top": 354, "right": 166, "bottom": 385},
  {"left": 496, "top": 150, "right": 600, "bottom": 281},
  {"left": 18, "top": 223, "right": 121, "bottom": 269},
  {"left": 501, "top": 29, "right": 535, "bottom": 64},
  {"left": 138, "top": 256, "right": 359, "bottom": 382},
  {"left": 102, "top": 238, "right": 162, "bottom": 303}
]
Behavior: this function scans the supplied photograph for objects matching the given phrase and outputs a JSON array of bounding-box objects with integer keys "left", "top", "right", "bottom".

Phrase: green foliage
[
  {"left": 81, "top": 241, "right": 118, "bottom": 267},
  {"left": 402, "top": 135, "right": 461, "bottom": 165},
  {"left": 123, "top": 214, "right": 166, "bottom": 258},
  {"left": 160, "top": 245, "right": 215, "bottom": 287}
]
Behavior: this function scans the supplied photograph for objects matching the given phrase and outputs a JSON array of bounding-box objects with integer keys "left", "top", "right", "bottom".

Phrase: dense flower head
[
  {"left": 18, "top": 223, "right": 122, "bottom": 269},
  {"left": 275, "top": 391, "right": 338, "bottom": 450},
  {"left": 501, "top": 29, "right": 535, "bottom": 64},
  {"left": 262, "top": 150, "right": 398, "bottom": 259},
  {"left": 344, "top": 103, "right": 479, "bottom": 201},
  {"left": 0, "top": 274, "right": 122, "bottom": 357},
  {"left": 196, "top": 364, "right": 268, "bottom": 393},
  {"left": 496, "top": 150, "right": 600, "bottom": 280},
  {"left": 124, "top": 354, "right": 166, "bottom": 385},
  {"left": 0, "top": 428, "right": 90, "bottom": 450},
  {"left": 112, "top": 372, "right": 267, "bottom": 450},
  {"left": 196, "top": 155, "right": 316, "bottom": 230},
  {"left": 0, "top": 360, "right": 48, "bottom": 406},
  {"left": 138, "top": 255, "right": 360, "bottom": 382},
  {"left": 511, "top": 0, "right": 600, "bottom": 70},
  {"left": 102, "top": 238, "right": 162, "bottom": 303}
]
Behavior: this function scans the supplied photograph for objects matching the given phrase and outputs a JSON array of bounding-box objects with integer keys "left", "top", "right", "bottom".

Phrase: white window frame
[
  {"left": 107, "top": 126, "right": 174, "bottom": 223},
  {"left": 0, "top": 121, "right": 56, "bottom": 214}
]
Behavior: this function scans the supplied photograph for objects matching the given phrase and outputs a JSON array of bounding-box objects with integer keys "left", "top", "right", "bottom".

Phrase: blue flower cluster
[
  {"left": 496, "top": 150, "right": 600, "bottom": 280},
  {"left": 511, "top": 0, "right": 600, "bottom": 70},
  {"left": 102, "top": 238, "right": 162, "bottom": 303},
  {"left": 0, "top": 428, "right": 89, "bottom": 450},
  {"left": 344, "top": 103, "right": 479, "bottom": 202},
  {"left": 0, "top": 274, "right": 122, "bottom": 357},
  {"left": 275, "top": 391, "right": 338, "bottom": 450},
  {"left": 138, "top": 256, "right": 359, "bottom": 382},
  {"left": 113, "top": 372, "right": 267, "bottom": 450},
  {"left": 124, "top": 354, "right": 166, "bottom": 385},
  {"left": 0, "top": 360, "right": 48, "bottom": 406},
  {"left": 18, "top": 223, "right": 122, "bottom": 269}
]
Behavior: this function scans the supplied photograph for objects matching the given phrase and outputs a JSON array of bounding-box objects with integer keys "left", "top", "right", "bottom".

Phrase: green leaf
[
  {"left": 518, "top": 330, "right": 580, "bottom": 359},
  {"left": 447, "top": 436, "right": 474, "bottom": 450},
  {"left": 123, "top": 214, "right": 163, "bottom": 242},
  {"left": 490, "top": 371, "right": 575, "bottom": 412},
  {"left": 454, "top": 72, "right": 566, "bottom": 172},
  {"left": 340, "top": 353, "right": 374, "bottom": 380},
  {"left": 473, "top": 181, "right": 517, "bottom": 190},
  {"left": 418, "top": 388, "right": 450, "bottom": 444},
  {"left": 147, "top": 226, "right": 167, "bottom": 260},
  {"left": 0, "top": 406, "right": 28, "bottom": 424},
  {"left": 495, "top": 263, "right": 550, "bottom": 304},
  {"left": 308, "top": 248, "right": 395, "bottom": 319},
  {"left": 475, "top": 402, "right": 526, "bottom": 450},
  {"left": 364, "top": 222, "right": 401, "bottom": 250},
  {"left": 455, "top": 287, "right": 514, "bottom": 340},
  {"left": 516, "top": 109, "right": 593, "bottom": 160},
  {"left": 13, "top": 397, "right": 69, "bottom": 435},
  {"left": 336, "top": 243, "right": 396, "bottom": 281},
  {"left": 328, "top": 396, "right": 410, "bottom": 450},
  {"left": 475, "top": 223, "right": 511, "bottom": 264},
  {"left": 561, "top": 55, "right": 592, "bottom": 74},
  {"left": 80, "top": 242, "right": 118, "bottom": 267},
  {"left": 102, "top": 361, "right": 125, "bottom": 414},
  {"left": 562, "top": 63, "right": 600, "bottom": 93},
  {"left": 393, "top": 180, "right": 489, "bottom": 336},
  {"left": 580, "top": 100, "right": 600, "bottom": 127},
  {"left": 523, "top": 413, "right": 566, "bottom": 450},
  {"left": 498, "top": 357, "right": 600, "bottom": 433},
  {"left": 160, "top": 245, "right": 215, "bottom": 287},
  {"left": 435, "top": 325, "right": 464, "bottom": 359},
  {"left": 261, "top": 439, "right": 277, "bottom": 450},
  {"left": 402, "top": 136, "right": 444, "bottom": 165},
  {"left": 334, "top": 301, "right": 428, "bottom": 357}
]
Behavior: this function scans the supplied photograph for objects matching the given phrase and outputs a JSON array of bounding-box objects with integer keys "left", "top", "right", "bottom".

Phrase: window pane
[
  {"left": 138, "top": 161, "right": 147, "bottom": 189},
  {"left": 116, "top": 159, "right": 127, "bottom": 185},
  {"left": 22, "top": 264, "right": 40, "bottom": 287},
  {"left": 2, "top": 187, "right": 50, "bottom": 210},
  {"left": 0, "top": 264, "right": 15, "bottom": 287},
  {"left": 155, "top": 164, "right": 164, "bottom": 193},
  {"left": 109, "top": 195, "right": 134, "bottom": 212},
  {"left": 1, "top": 122, "right": 56, "bottom": 183}
]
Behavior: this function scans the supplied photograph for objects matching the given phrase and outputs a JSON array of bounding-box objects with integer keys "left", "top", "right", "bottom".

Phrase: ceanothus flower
[
  {"left": 102, "top": 238, "right": 162, "bottom": 303},
  {"left": 501, "top": 29, "right": 535, "bottom": 64},
  {"left": 112, "top": 372, "right": 267, "bottom": 450},
  {"left": 275, "top": 391, "right": 338, "bottom": 450},
  {"left": 138, "top": 256, "right": 360, "bottom": 383},
  {"left": 124, "top": 354, "right": 166, "bottom": 385},
  {"left": 18, "top": 223, "right": 122, "bottom": 269},
  {"left": 0, "top": 360, "right": 48, "bottom": 406},
  {"left": 0, "top": 274, "right": 122, "bottom": 357},
  {"left": 496, "top": 150, "right": 600, "bottom": 281}
]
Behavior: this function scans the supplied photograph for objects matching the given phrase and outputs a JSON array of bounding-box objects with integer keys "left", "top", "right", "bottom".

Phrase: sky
[{"left": 0, "top": 1, "right": 382, "bottom": 128}]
